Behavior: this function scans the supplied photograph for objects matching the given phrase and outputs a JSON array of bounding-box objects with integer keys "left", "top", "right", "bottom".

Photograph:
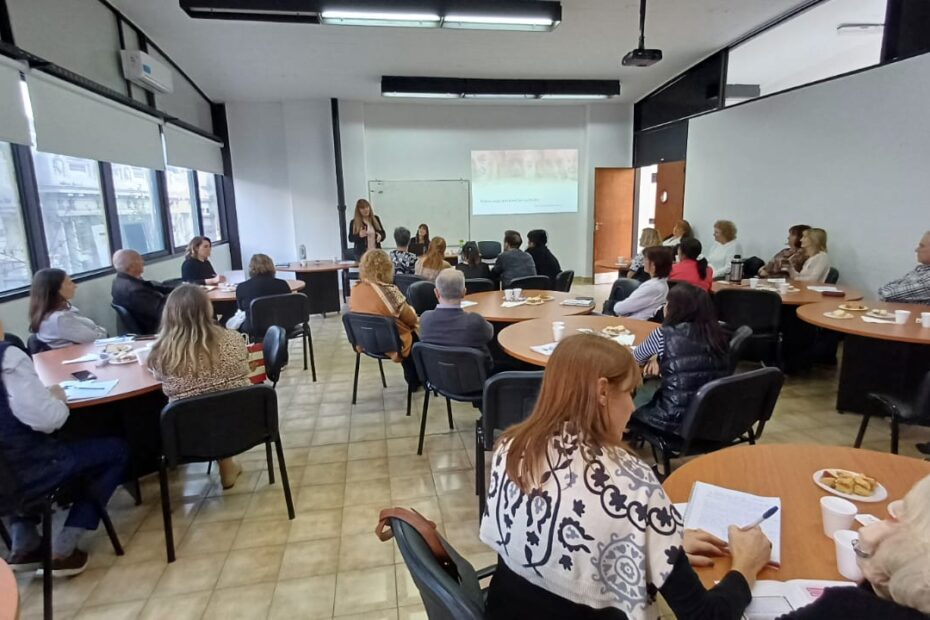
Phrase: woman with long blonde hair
[
  {"left": 347, "top": 199, "right": 385, "bottom": 261},
  {"left": 788, "top": 227, "right": 832, "bottom": 283},
  {"left": 480, "top": 334, "right": 772, "bottom": 619},
  {"left": 147, "top": 284, "right": 249, "bottom": 488},
  {"left": 414, "top": 236, "right": 452, "bottom": 282},
  {"left": 627, "top": 227, "right": 663, "bottom": 279}
]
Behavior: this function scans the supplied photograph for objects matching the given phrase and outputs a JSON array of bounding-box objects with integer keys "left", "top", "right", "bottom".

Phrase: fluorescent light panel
[
  {"left": 381, "top": 76, "right": 619, "bottom": 100},
  {"left": 383, "top": 91, "right": 459, "bottom": 98},
  {"left": 320, "top": 10, "right": 440, "bottom": 27},
  {"left": 443, "top": 13, "right": 557, "bottom": 31}
]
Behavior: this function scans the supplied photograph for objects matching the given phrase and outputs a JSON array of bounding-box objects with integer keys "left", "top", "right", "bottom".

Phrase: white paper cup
[
  {"left": 504, "top": 289, "right": 514, "bottom": 301},
  {"left": 749, "top": 278, "right": 759, "bottom": 289},
  {"left": 552, "top": 321, "right": 566, "bottom": 342},
  {"left": 887, "top": 499, "right": 904, "bottom": 520},
  {"left": 821, "top": 496, "right": 857, "bottom": 538},
  {"left": 513, "top": 288, "right": 523, "bottom": 300},
  {"left": 135, "top": 346, "right": 152, "bottom": 366},
  {"left": 895, "top": 310, "right": 911, "bottom": 325},
  {"left": 778, "top": 282, "right": 789, "bottom": 294},
  {"left": 921, "top": 312, "right": 930, "bottom": 328},
  {"left": 833, "top": 529, "right": 862, "bottom": 581}
]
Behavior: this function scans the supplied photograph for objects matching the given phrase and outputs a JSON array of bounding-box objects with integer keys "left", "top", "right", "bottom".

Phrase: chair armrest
[
  {"left": 866, "top": 392, "right": 913, "bottom": 421},
  {"left": 475, "top": 565, "right": 496, "bottom": 580}
]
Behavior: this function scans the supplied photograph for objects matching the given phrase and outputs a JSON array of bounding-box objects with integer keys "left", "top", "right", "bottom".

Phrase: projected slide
[{"left": 471, "top": 149, "right": 579, "bottom": 215}]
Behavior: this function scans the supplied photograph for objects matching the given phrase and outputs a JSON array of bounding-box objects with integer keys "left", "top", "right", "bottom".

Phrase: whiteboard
[{"left": 368, "top": 179, "right": 470, "bottom": 248}]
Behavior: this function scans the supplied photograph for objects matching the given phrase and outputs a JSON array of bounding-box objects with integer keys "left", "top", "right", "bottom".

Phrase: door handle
[{"left": 595, "top": 222, "right": 601, "bottom": 231}]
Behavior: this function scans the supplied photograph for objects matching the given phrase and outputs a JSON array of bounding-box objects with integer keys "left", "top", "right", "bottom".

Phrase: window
[
  {"left": 33, "top": 151, "right": 110, "bottom": 274},
  {"left": 166, "top": 165, "right": 199, "bottom": 248},
  {"left": 0, "top": 143, "right": 31, "bottom": 292},
  {"left": 197, "top": 171, "right": 222, "bottom": 241},
  {"left": 111, "top": 164, "right": 165, "bottom": 255}
]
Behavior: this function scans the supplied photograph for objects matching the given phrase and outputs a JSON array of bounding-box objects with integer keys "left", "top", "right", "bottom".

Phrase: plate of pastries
[
  {"left": 523, "top": 294, "right": 555, "bottom": 306},
  {"left": 813, "top": 468, "right": 888, "bottom": 502}
]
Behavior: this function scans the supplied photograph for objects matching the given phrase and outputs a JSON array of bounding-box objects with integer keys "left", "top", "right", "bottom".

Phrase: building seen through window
[
  {"left": 112, "top": 163, "right": 164, "bottom": 255},
  {"left": 198, "top": 171, "right": 221, "bottom": 241},
  {"left": 167, "top": 166, "right": 199, "bottom": 247},
  {"left": 0, "top": 143, "right": 31, "bottom": 292}
]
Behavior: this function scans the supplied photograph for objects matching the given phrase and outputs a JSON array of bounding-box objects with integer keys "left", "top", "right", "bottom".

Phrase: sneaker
[
  {"left": 7, "top": 548, "right": 42, "bottom": 572},
  {"left": 36, "top": 549, "right": 88, "bottom": 578}
]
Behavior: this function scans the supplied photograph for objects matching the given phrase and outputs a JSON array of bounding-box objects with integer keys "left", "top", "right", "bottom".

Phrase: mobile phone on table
[{"left": 71, "top": 370, "right": 97, "bottom": 381}]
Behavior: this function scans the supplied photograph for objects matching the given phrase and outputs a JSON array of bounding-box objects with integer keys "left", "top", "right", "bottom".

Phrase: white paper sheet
[
  {"left": 807, "top": 286, "right": 841, "bottom": 292},
  {"left": 559, "top": 299, "right": 594, "bottom": 306},
  {"left": 861, "top": 316, "right": 895, "bottom": 324},
  {"left": 501, "top": 301, "right": 526, "bottom": 308},
  {"left": 61, "top": 354, "right": 100, "bottom": 365},
  {"left": 530, "top": 343, "right": 558, "bottom": 356},
  {"left": 59, "top": 379, "right": 119, "bottom": 401},
  {"left": 460, "top": 300, "right": 478, "bottom": 308},
  {"left": 743, "top": 580, "right": 854, "bottom": 619}
]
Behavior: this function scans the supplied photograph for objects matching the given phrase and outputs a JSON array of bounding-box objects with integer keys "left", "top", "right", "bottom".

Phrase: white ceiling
[{"left": 110, "top": 0, "right": 816, "bottom": 104}]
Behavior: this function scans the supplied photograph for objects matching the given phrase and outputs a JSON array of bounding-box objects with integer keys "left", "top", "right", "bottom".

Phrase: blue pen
[{"left": 741, "top": 506, "right": 778, "bottom": 530}]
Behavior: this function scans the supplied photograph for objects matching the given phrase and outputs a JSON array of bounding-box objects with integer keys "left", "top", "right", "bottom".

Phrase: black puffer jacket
[{"left": 634, "top": 323, "right": 728, "bottom": 435}]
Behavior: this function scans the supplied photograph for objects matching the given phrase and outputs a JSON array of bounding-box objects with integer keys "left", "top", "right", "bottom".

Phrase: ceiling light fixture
[
  {"left": 836, "top": 22, "right": 884, "bottom": 36},
  {"left": 381, "top": 77, "right": 620, "bottom": 100},
  {"left": 320, "top": 10, "right": 440, "bottom": 28},
  {"left": 622, "top": 0, "right": 662, "bottom": 67},
  {"left": 180, "top": 0, "right": 321, "bottom": 23}
]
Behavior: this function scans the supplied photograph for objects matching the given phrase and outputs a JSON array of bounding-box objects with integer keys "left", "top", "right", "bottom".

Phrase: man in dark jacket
[
  {"left": 491, "top": 230, "right": 537, "bottom": 287},
  {"left": 419, "top": 269, "right": 494, "bottom": 370},
  {"left": 111, "top": 250, "right": 173, "bottom": 335},
  {"left": 525, "top": 229, "right": 562, "bottom": 283}
]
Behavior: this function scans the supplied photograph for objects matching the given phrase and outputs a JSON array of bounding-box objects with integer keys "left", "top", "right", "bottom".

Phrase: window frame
[
  {"left": 106, "top": 161, "right": 170, "bottom": 259},
  {"left": 194, "top": 170, "right": 225, "bottom": 243}
]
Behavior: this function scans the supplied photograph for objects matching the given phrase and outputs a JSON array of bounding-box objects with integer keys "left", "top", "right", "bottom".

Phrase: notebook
[
  {"left": 683, "top": 481, "right": 782, "bottom": 565},
  {"left": 60, "top": 379, "right": 119, "bottom": 401}
]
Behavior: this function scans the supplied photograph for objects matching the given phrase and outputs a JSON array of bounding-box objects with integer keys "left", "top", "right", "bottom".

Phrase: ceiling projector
[{"left": 622, "top": 0, "right": 662, "bottom": 67}]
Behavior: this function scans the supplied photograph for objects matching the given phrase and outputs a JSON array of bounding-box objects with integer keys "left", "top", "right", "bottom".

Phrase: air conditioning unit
[{"left": 120, "top": 50, "right": 174, "bottom": 94}]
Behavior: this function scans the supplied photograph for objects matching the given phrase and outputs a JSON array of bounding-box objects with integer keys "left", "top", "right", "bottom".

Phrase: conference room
[{"left": 0, "top": 0, "right": 929, "bottom": 618}]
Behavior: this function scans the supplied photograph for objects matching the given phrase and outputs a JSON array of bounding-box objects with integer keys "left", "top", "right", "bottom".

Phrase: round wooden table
[
  {"left": 0, "top": 559, "right": 17, "bottom": 620},
  {"left": 277, "top": 260, "right": 358, "bottom": 316},
  {"left": 797, "top": 300, "right": 930, "bottom": 413},
  {"left": 463, "top": 290, "right": 594, "bottom": 323},
  {"left": 208, "top": 272, "right": 305, "bottom": 303},
  {"left": 711, "top": 279, "right": 863, "bottom": 306},
  {"left": 498, "top": 315, "right": 658, "bottom": 366},
  {"left": 33, "top": 342, "right": 162, "bottom": 409},
  {"left": 664, "top": 444, "right": 930, "bottom": 586}
]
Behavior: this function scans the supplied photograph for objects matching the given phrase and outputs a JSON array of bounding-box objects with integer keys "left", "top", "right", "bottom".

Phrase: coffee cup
[
  {"left": 833, "top": 529, "right": 862, "bottom": 581},
  {"left": 135, "top": 345, "right": 153, "bottom": 367},
  {"left": 895, "top": 310, "right": 911, "bottom": 325},
  {"left": 552, "top": 321, "right": 566, "bottom": 342},
  {"left": 821, "top": 496, "right": 857, "bottom": 538},
  {"left": 749, "top": 278, "right": 759, "bottom": 289},
  {"left": 778, "top": 282, "right": 789, "bottom": 294},
  {"left": 504, "top": 289, "right": 514, "bottom": 301},
  {"left": 513, "top": 288, "right": 523, "bottom": 300},
  {"left": 921, "top": 312, "right": 930, "bottom": 328}
]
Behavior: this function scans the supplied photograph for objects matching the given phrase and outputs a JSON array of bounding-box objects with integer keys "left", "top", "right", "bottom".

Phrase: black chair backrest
[
  {"left": 477, "top": 241, "right": 501, "bottom": 260},
  {"left": 481, "top": 371, "right": 544, "bottom": 449},
  {"left": 2, "top": 333, "right": 29, "bottom": 357},
  {"left": 160, "top": 385, "right": 279, "bottom": 466},
  {"left": 509, "top": 275, "right": 551, "bottom": 291},
  {"left": 407, "top": 280, "right": 438, "bottom": 314},
  {"left": 391, "top": 517, "right": 485, "bottom": 620},
  {"left": 464, "top": 278, "right": 495, "bottom": 295},
  {"left": 826, "top": 268, "right": 840, "bottom": 284},
  {"left": 679, "top": 367, "right": 784, "bottom": 451},
  {"left": 602, "top": 278, "right": 641, "bottom": 315},
  {"left": 727, "top": 325, "right": 753, "bottom": 374},
  {"left": 554, "top": 270, "right": 574, "bottom": 292},
  {"left": 160, "top": 278, "right": 184, "bottom": 290},
  {"left": 412, "top": 343, "right": 488, "bottom": 400},
  {"left": 263, "top": 325, "right": 288, "bottom": 384},
  {"left": 631, "top": 267, "right": 650, "bottom": 283},
  {"left": 913, "top": 370, "right": 930, "bottom": 423},
  {"left": 249, "top": 293, "right": 309, "bottom": 340},
  {"left": 714, "top": 289, "right": 782, "bottom": 334},
  {"left": 111, "top": 303, "right": 143, "bottom": 335},
  {"left": 342, "top": 312, "right": 402, "bottom": 360},
  {"left": 27, "top": 335, "right": 50, "bottom": 355},
  {"left": 0, "top": 449, "right": 23, "bottom": 512},
  {"left": 742, "top": 257, "right": 765, "bottom": 279},
  {"left": 395, "top": 273, "right": 423, "bottom": 294}
]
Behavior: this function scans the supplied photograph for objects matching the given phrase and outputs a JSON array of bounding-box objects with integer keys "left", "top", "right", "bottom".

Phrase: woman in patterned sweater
[{"left": 479, "top": 334, "right": 773, "bottom": 619}]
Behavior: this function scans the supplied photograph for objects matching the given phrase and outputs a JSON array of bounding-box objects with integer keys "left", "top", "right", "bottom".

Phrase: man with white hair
[
  {"left": 419, "top": 269, "right": 494, "bottom": 367},
  {"left": 878, "top": 231, "right": 930, "bottom": 305},
  {"left": 110, "top": 249, "right": 173, "bottom": 334}
]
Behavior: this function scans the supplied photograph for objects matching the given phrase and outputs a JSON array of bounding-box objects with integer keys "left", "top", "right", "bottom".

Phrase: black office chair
[
  {"left": 249, "top": 293, "right": 316, "bottom": 382},
  {"left": 111, "top": 303, "right": 144, "bottom": 336},
  {"left": 727, "top": 325, "right": 754, "bottom": 374},
  {"left": 630, "top": 367, "right": 784, "bottom": 478},
  {"left": 263, "top": 325, "right": 288, "bottom": 388},
  {"left": 464, "top": 278, "right": 495, "bottom": 295},
  {"left": 508, "top": 275, "right": 551, "bottom": 291},
  {"left": 395, "top": 273, "right": 424, "bottom": 295},
  {"left": 477, "top": 241, "right": 501, "bottom": 260},
  {"left": 160, "top": 278, "right": 184, "bottom": 289},
  {"left": 158, "top": 385, "right": 294, "bottom": 562},
  {"left": 715, "top": 289, "right": 782, "bottom": 366},
  {"left": 476, "top": 371, "right": 543, "bottom": 517},
  {"left": 826, "top": 268, "right": 840, "bottom": 284},
  {"left": 2, "top": 333, "right": 29, "bottom": 357},
  {"left": 412, "top": 344, "right": 488, "bottom": 455},
  {"left": 27, "top": 335, "right": 51, "bottom": 355},
  {"left": 342, "top": 313, "right": 416, "bottom": 416},
  {"left": 407, "top": 280, "right": 438, "bottom": 315},
  {"left": 553, "top": 270, "right": 574, "bottom": 292},
  {"left": 0, "top": 452, "right": 125, "bottom": 619},
  {"left": 854, "top": 370, "right": 930, "bottom": 454},
  {"left": 388, "top": 515, "right": 494, "bottom": 620},
  {"left": 602, "top": 278, "right": 640, "bottom": 315},
  {"left": 742, "top": 257, "right": 765, "bottom": 279}
]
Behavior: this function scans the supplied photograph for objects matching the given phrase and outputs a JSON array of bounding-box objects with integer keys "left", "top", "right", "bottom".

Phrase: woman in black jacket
[
  {"left": 181, "top": 236, "right": 225, "bottom": 285},
  {"left": 525, "top": 229, "right": 562, "bottom": 282},
  {"left": 455, "top": 241, "right": 492, "bottom": 280},
  {"left": 347, "top": 199, "right": 385, "bottom": 261},
  {"left": 630, "top": 283, "right": 729, "bottom": 437},
  {"left": 235, "top": 254, "right": 291, "bottom": 336}
]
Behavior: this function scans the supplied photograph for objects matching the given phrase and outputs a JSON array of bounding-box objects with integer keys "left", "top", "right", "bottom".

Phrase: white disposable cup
[
  {"left": 552, "top": 321, "right": 566, "bottom": 342},
  {"left": 921, "top": 312, "right": 930, "bottom": 328},
  {"left": 833, "top": 529, "right": 862, "bottom": 581},
  {"left": 821, "top": 496, "right": 857, "bottom": 538},
  {"left": 895, "top": 310, "right": 911, "bottom": 325},
  {"left": 135, "top": 346, "right": 152, "bottom": 367},
  {"left": 513, "top": 288, "right": 523, "bottom": 300},
  {"left": 504, "top": 289, "right": 514, "bottom": 301},
  {"left": 887, "top": 499, "right": 904, "bottom": 520},
  {"left": 778, "top": 282, "right": 789, "bottom": 294},
  {"left": 749, "top": 278, "right": 759, "bottom": 289}
]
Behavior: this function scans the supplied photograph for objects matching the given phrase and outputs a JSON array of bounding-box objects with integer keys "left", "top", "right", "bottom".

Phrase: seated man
[
  {"left": 389, "top": 227, "right": 417, "bottom": 275},
  {"left": 878, "top": 231, "right": 930, "bottom": 305},
  {"left": 111, "top": 249, "right": 173, "bottom": 334},
  {"left": 419, "top": 269, "right": 494, "bottom": 369},
  {"left": 0, "top": 319, "right": 128, "bottom": 575},
  {"left": 491, "top": 230, "right": 537, "bottom": 288}
]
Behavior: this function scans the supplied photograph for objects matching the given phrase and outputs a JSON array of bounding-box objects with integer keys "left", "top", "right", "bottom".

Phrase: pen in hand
[{"left": 740, "top": 506, "right": 778, "bottom": 530}]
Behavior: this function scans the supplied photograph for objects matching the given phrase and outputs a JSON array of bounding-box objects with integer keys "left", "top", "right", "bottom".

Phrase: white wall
[
  {"left": 0, "top": 245, "right": 231, "bottom": 339},
  {"left": 685, "top": 52, "right": 930, "bottom": 295}
]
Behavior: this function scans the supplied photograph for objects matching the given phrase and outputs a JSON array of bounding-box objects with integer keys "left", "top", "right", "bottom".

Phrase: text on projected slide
[{"left": 471, "top": 149, "right": 579, "bottom": 215}]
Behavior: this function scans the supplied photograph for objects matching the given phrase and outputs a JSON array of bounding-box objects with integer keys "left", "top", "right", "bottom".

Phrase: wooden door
[
  {"left": 593, "top": 168, "right": 635, "bottom": 273},
  {"left": 653, "top": 161, "right": 686, "bottom": 240}
]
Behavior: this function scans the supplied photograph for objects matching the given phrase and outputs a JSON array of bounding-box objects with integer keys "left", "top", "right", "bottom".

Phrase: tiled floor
[{"left": 8, "top": 282, "right": 929, "bottom": 619}]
